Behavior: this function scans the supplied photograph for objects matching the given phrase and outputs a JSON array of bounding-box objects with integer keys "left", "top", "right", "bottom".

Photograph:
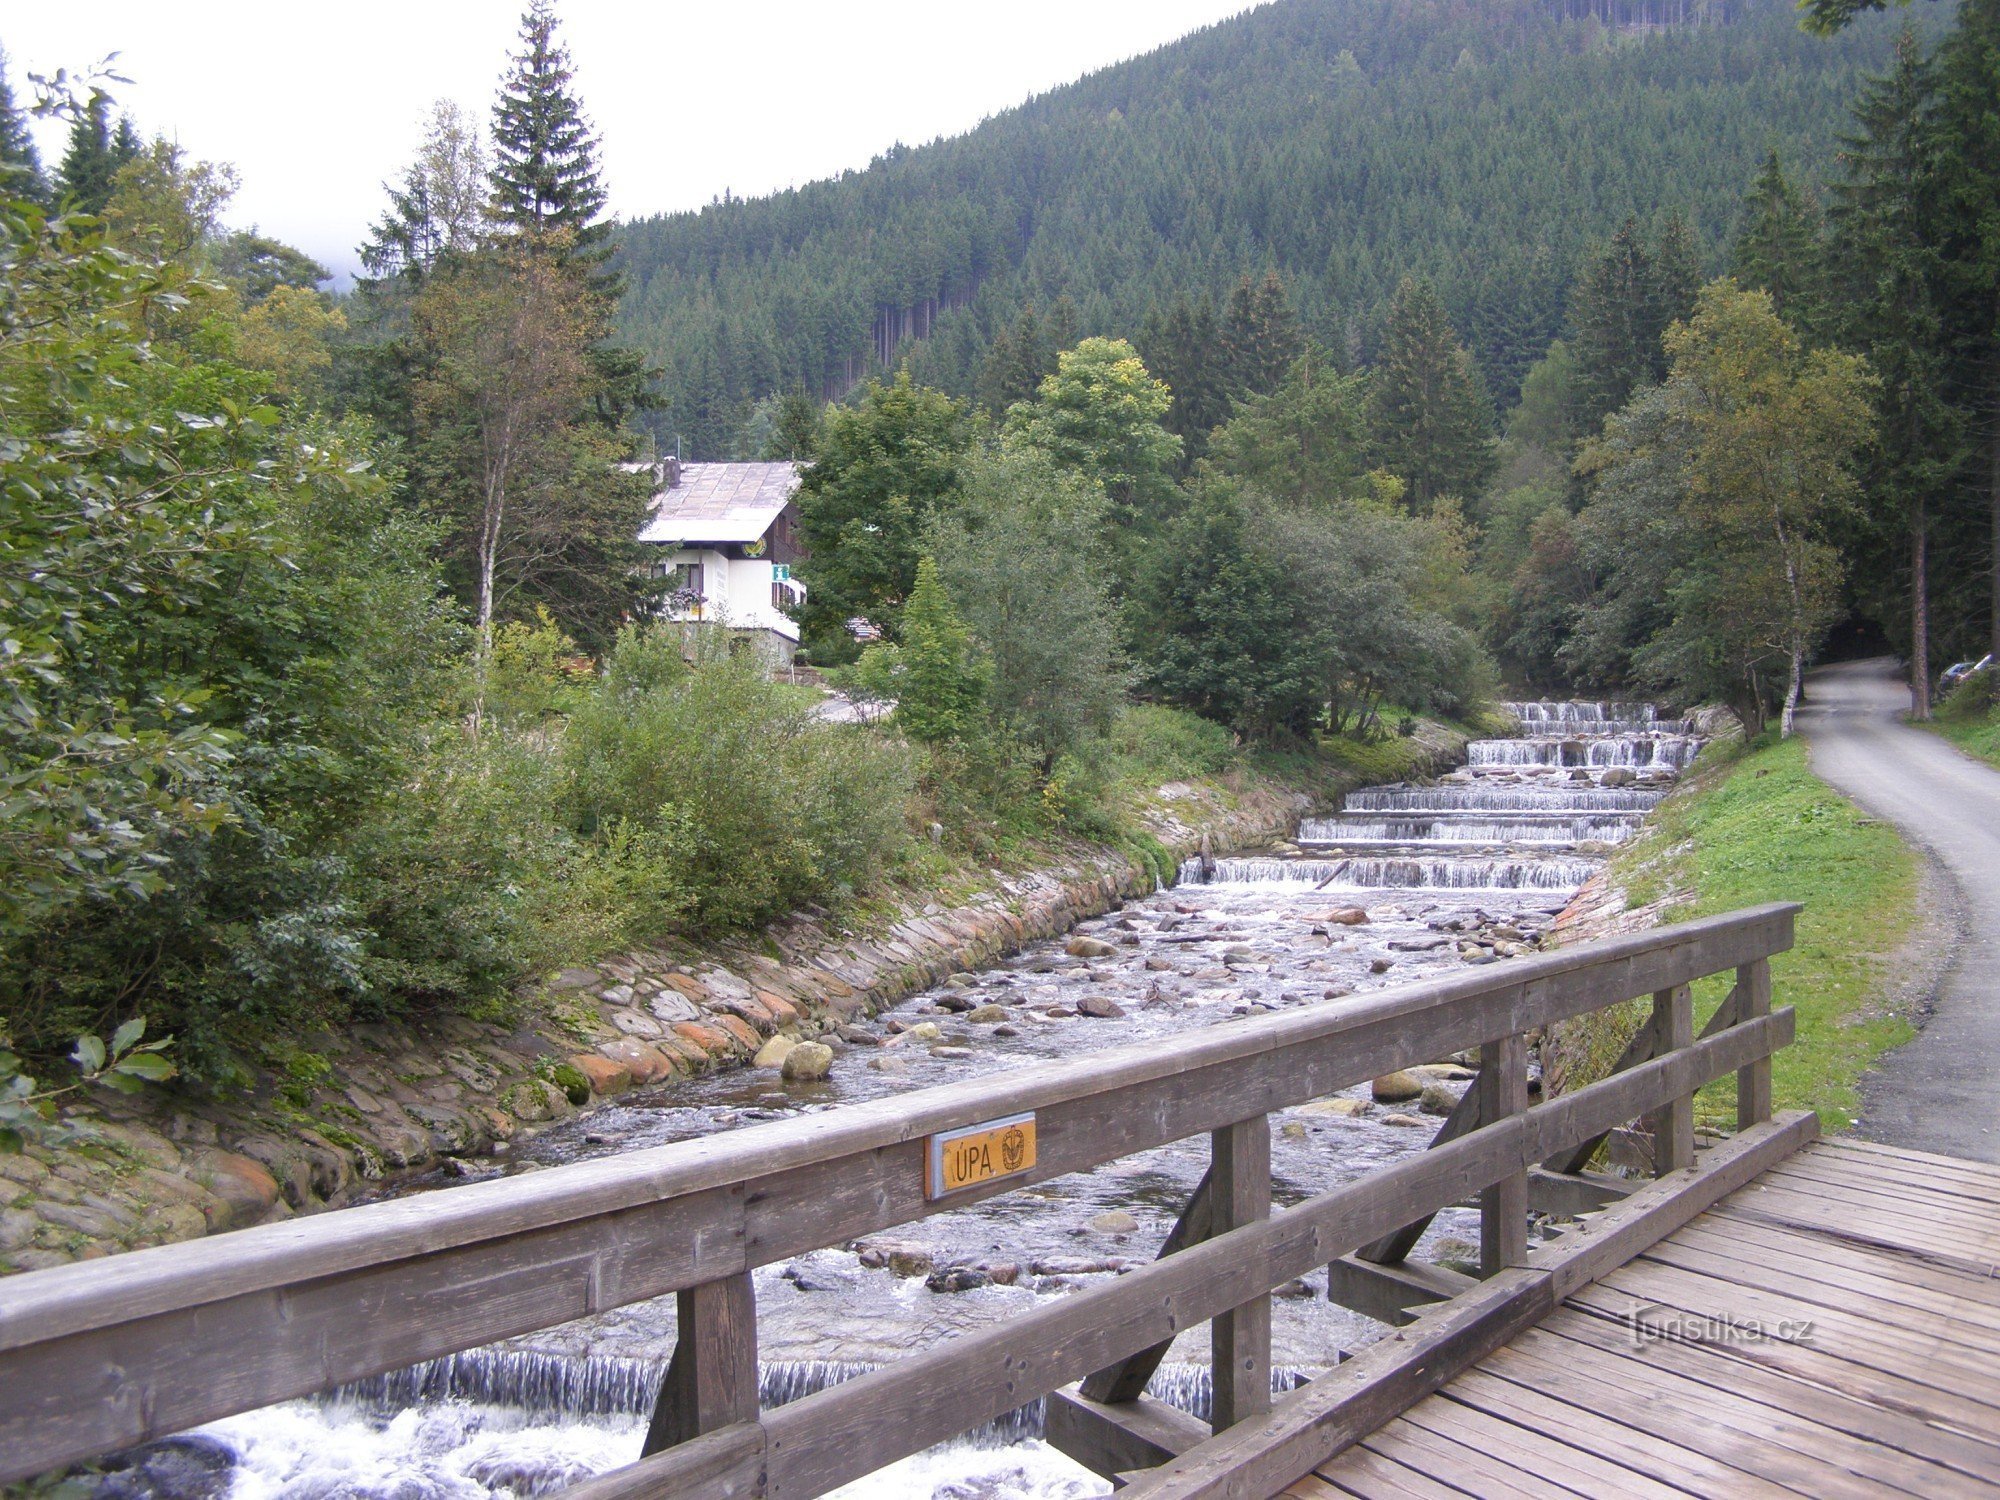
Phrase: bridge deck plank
[{"left": 1236, "top": 1139, "right": 2000, "bottom": 1499}]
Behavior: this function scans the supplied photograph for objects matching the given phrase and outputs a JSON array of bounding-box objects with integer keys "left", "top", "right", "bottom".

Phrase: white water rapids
[{"left": 109, "top": 701, "right": 1695, "bottom": 1500}]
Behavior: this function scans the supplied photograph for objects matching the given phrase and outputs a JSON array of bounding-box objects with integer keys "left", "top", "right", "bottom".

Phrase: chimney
[{"left": 659, "top": 454, "right": 682, "bottom": 490}]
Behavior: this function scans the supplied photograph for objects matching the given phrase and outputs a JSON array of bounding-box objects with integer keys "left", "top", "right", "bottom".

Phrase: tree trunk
[
  {"left": 1781, "top": 642, "right": 1803, "bottom": 738},
  {"left": 1912, "top": 491, "right": 1931, "bottom": 720},
  {"left": 471, "top": 434, "right": 513, "bottom": 735},
  {"left": 1990, "top": 341, "right": 2000, "bottom": 663}
]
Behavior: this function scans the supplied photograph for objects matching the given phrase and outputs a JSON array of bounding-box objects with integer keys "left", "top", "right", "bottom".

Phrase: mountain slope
[{"left": 612, "top": 0, "right": 1923, "bottom": 457}]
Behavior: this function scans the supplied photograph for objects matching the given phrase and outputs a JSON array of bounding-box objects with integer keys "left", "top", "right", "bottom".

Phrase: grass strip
[{"left": 1603, "top": 733, "right": 1917, "bottom": 1132}]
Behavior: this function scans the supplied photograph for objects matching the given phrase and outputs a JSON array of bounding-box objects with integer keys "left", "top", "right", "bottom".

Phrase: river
[{"left": 134, "top": 703, "right": 1690, "bottom": 1500}]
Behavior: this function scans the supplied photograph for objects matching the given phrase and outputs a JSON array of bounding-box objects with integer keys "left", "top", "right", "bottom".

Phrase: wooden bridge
[{"left": 3, "top": 901, "right": 1997, "bottom": 1497}]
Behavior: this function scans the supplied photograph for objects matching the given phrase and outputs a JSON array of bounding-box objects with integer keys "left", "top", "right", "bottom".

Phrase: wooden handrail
[{"left": 0, "top": 902, "right": 1799, "bottom": 1486}]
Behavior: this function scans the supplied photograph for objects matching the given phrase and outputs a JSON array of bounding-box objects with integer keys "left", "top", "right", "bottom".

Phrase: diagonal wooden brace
[
  {"left": 1354, "top": 1081, "right": 1483, "bottom": 1267},
  {"left": 1078, "top": 1167, "right": 1214, "bottom": 1404},
  {"left": 1544, "top": 981, "right": 1740, "bottom": 1176}
]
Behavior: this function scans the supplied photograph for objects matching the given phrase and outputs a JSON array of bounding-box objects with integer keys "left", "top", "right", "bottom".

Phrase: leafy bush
[
  {"left": 565, "top": 630, "right": 915, "bottom": 930},
  {"left": 485, "top": 608, "right": 598, "bottom": 721},
  {"left": 1938, "top": 668, "right": 1998, "bottom": 721},
  {"left": 1104, "top": 704, "right": 1238, "bottom": 781}
]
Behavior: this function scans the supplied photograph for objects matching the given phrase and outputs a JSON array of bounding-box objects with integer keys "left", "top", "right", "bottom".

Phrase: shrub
[
  {"left": 1938, "top": 668, "right": 1997, "bottom": 721},
  {"left": 565, "top": 631, "right": 915, "bottom": 930}
]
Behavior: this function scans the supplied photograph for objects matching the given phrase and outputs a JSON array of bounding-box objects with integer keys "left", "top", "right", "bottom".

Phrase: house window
[{"left": 660, "top": 560, "right": 703, "bottom": 595}]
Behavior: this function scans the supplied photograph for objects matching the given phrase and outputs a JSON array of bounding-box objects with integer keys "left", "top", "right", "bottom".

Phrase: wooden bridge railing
[{"left": 0, "top": 902, "right": 1800, "bottom": 1498}]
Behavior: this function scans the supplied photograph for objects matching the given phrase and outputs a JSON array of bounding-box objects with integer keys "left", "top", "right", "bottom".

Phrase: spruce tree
[
  {"left": 1930, "top": 0, "right": 2000, "bottom": 661},
  {"left": 1569, "top": 218, "right": 1657, "bottom": 432},
  {"left": 0, "top": 48, "right": 44, "bottom": 201},
  {"left": 1367, "top": 276, "right": 1495, "bottom": 509},
  {"left": 1730, "top": 151, "right": 1826, "bottom": 329},
  {"left": 489, "top": 1, "right": 609, "bottom": 256},
  {"left": 1139, "top": 292, "right": 1232, "bottom": 468},
  {"left": 1222, "top": 270, "right": 1303, "bottom": 398},
  {"left": 1650, "top": 209, "right": 1704, "bottom": 340},
  {"left": 1829, "top": 26, "right": 1958, "bottom": 716},
  {"left": 55, "top": 93, "right": 134, "bottom": 215},
  {"left": 893, "top": 558, "right": 989, "bottom": 744}
]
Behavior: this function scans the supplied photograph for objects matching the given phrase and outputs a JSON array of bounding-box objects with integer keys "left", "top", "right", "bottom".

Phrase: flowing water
[{"left": 145, "top": 702, "right": 1696, "bottom": 1500}]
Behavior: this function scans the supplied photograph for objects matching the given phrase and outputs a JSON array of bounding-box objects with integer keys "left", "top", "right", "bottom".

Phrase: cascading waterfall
[
  {"left": 328, "top": 1350, "right": 1307, "bottom": 1439},
  {"left": 1297, "top": 815, "right": 1642, "bottom": 846},
  {"left": 1466, "top": 737, "right": 1696, "bottom": 770},
  {"left": 1342, "top": 785, "right": 1664, "bottom": 812},
  {"left": 1180, "top": 855, "right": 1601, "bottom": 890},
  {"left": 1181, "top": 698, "right": 1697, "bottom": 897}
]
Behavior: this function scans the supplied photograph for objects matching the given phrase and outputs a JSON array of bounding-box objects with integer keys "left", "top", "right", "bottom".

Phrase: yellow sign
[{"left": 927, "top": 1112, "right": 1037, "bottom": 1199}]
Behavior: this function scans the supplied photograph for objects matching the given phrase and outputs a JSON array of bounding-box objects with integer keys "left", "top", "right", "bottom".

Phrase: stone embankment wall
[
  {"left": 5, "top": 771, "right": 1377, "bottom": 1272},
  {"left": 1542, "top": 704, "right": 1740, "bottom": 1098}
]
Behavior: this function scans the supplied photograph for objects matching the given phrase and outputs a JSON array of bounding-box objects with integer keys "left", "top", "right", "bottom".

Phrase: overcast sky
[{"left": 6, "top": 2, "right": 1254, "bottom": 281}]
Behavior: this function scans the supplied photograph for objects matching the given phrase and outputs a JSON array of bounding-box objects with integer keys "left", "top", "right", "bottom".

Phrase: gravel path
[{"left": 1798, "top": 657, "right": 2000, "bottom": 1163}]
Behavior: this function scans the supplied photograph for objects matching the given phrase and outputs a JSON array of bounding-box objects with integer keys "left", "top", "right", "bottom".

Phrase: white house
[{"left": 634, "top": 458, "right": 807, "bottom": 664}]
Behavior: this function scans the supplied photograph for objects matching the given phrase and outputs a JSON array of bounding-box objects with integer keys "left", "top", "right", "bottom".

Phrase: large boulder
[
  {"left": 753, "top": 1034, "right": 798, "bottom": 1070},
  {"left": 1066, "top": 936, "right": 1118, "bottom": 959},
  {"left": 781, "top": 1042, "right": 835, "bottom": 1082},
  {"left": 1370, "top": 1070, "right": 1425, "bottom": 1103}
]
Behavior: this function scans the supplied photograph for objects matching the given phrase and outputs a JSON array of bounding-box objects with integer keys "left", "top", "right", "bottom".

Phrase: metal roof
[{"left": 636, "top": 462, "right": 801, "bottom": 546}]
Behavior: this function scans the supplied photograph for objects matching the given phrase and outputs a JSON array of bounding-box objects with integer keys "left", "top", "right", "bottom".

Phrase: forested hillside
[{"left": 613, "top": 0, "right": 1917, "bottom": 457}]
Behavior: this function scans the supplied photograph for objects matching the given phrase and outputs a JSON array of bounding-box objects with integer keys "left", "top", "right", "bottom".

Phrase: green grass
[
  {"left": 1920, "top": 708, "right": 2000, "bottom": 776},
  {"left": 1605, "top": 733, "right": 1918, "bottom": 1132}
]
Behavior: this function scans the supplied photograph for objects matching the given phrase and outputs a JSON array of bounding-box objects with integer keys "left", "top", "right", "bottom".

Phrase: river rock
[
  {"left": 1369, "top": 958, "right": 1394, "bottom": 974},
  {"left": 967, "top": 1005, "right": 1010, "bottom": 1023},
  {"left": 858, "top": 1241, "right": 935, "bottom": 1277},
  {"left": 902, "top": 1021, "right": 942, "bottom": 1043},
  {"left": 1281, "top": 1121, "right": 1309, "bottom": 1141},
  {"left": 933, "top": 993, "right": 976, "bottom": 1013},
  {"left": 925, "top": 1265, "right": 991, "bottom": 1293},
  {"left": 1600, "top": 767, "right": 1637, "bottom": 787},
  {"left": 1418, "top": 1083, "right": 1461, "bottom": 1115},
  {"left": 1410, "top": 1063, "right": 1475, "bottom": 1081},
  {"left": 1371, "top": 1070, "right": 1424, "bottom": 1103},
  {"left": 1380, "top": 1113, "right": 1429, "bottom": 1128},
  {"left": 1298, "top": 1096, "right": 1370, "bottom": 1117},
  {"left": 94, "top": 1433, "right": 237, "bottom": 1500},
  {"left": 1089, "top": 1209, "right": 1140, "bottom": 1235},
  {"left": 1326, "top": 908, "right": 1370, "bottom": 925},
  {"left": 1066, "top": 936, "right": 1118, "bottom": 959},
  {"left": 781, "top": 1042, "right": 835, "bottom": 1082},
  {"left": 753, "top": 1035, "right": 797, "bottom": 1069},
  {"left": 1076, "top": 995, "right": 1127, "bottom": 1020}
]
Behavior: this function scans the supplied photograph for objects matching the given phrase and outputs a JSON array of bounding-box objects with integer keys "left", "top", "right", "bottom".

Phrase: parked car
[{"left": 1941, "top": 654, "right": 1994, "bottom": 690}]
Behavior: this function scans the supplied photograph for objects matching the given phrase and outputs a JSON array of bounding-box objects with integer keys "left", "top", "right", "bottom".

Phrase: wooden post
[
  {"left": 643, "top": 1271, "right": 760, "bottom": 1457},
  {"left": 1644, "top": 984, "right": 1695, "bottom": 1175},
  {"left": 1208, "top": 1115, "right": 1271, "bottom": 1430},
  {"left": 1737, "top": 958, "right": 1773, "bottom": 1128},
  {"left": 1478, "top": 1034, "right": 1528, "bottom": 1276}
]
